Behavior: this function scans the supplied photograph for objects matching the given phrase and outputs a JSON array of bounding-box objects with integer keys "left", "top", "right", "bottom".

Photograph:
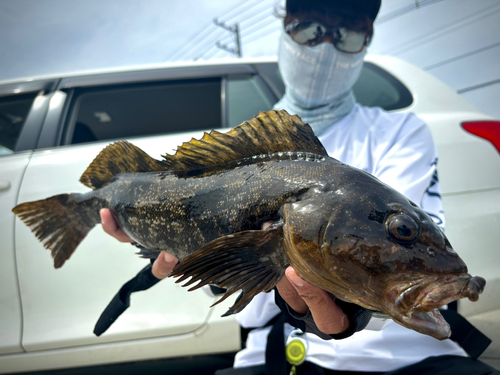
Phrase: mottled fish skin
[
  {"left": 85, "top": 152, "right": 329, "bottom": 261},
  {"left": 12, "top": 110, "right": 486, "bottom": 339}
]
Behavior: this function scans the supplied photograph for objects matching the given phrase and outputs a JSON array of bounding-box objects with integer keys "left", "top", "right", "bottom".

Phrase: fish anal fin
[
  {"left": 161, "top": 110, "right": 328, "bottom": 171},
  {"left": 171, "top": 226, "right": 288, "bottom": 316},
  {"left": 80, "top": 141, "right": 167, "bottom": 190}
]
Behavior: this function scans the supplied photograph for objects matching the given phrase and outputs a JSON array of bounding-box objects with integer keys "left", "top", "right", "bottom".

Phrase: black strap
[
  {"left": 240, "top": 311, "right": 283, "bottom": 347},
  {"left": 384, "top": 354, "right": 500, "bottom": 375},
  {"left": 441, "top": 309, "right": 492, "bottom": 359},
  {"left": 215, "top": 365, "right": 266, "bottom": 375},
  {"left": 93, "top": 263, "right": 161, "bottom": 336},
  {"left": 265, "top": 314, "right": 287, "bottom": 375}
]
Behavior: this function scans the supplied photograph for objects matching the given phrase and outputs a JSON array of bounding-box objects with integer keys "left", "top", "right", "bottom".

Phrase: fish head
[
  {"left": 369, "top": 200, "right": 485, "bottom": 339},
  {"left": 283, "top": 172, "right": 485, "bottom": 339}
]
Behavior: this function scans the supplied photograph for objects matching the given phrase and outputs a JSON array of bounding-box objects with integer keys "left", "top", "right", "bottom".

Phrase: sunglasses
[{"left": 285, "top": 21, "right": 371, "bottom": 53}]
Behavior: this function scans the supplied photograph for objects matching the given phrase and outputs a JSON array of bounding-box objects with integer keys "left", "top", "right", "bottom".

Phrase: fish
[{"left": 12, "top": 110, "right": 485, "bottom": 340}]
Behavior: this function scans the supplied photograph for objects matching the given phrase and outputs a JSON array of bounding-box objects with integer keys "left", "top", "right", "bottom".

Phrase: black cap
[{"left": 286, "top": 0, "right": 382, "bottom": 21}]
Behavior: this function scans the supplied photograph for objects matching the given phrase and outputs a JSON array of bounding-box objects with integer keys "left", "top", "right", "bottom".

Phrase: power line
[
  {"left": 217, "top": 0, "right": 263, "bottom": 22},
  {"left": 227, "top": 1, "right": 274, "bottom": 26},
  {"left": 201, "top": 44, "right": 227, "bottom": 61},
  {"left": 381, "top": 4, "right": 500, "bottom": 56},
  {"left": 457, "top": 78, "right": 500, "bottom": 94},
  {"left": 170, "top": 0, "right": 280, "bottom": 62},
  {"left": 168, "top": 1, "right": 268, "bottom": 62},
  {"left": 240, "top": 13, "right": 277, "bottom": 39},
  {"left": 167, "top": 24, "right": 216, "bottom": 58},
  {"left": 242, "top": 23, "right": 281, "bottom": 45},
  {"left": 375, "top": 0, "right": 444, "bottom": 24},
  {"left": 208, "top": 1, "right": 277, "bottom": 59},
  {"left": 193, "top": 30, "right": 232, "bottom": 61},
  {"left": 167, "top": 24, "right": 219, "bottom": 61},
  {"left": 424, "top": 42, "right": 500, "bottom": 71},
  {"left": 172, "top": 1, "right": 266, "bottom": 61},
  {"left": 243, "top": 27, "right": 281, "bottom": 46},
  {"left": 173, "top": 27, "right": 226, "bottom": 62},
  {"left": 210, "top": 4, "right": 274, "bottom": 47}
]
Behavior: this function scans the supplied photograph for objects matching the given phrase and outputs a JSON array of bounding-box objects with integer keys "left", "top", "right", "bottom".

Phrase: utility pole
[{"left": 213, "top": 18, "right": 242, "bottom": 58}]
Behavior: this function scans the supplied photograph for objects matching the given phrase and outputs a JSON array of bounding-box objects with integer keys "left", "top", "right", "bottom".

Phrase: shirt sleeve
[{"left": 372, "top": 112, "right": 445, "bottom": 229}]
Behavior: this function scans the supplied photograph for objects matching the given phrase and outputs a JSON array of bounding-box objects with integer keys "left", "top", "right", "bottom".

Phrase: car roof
[{"left": 0, "top": 57, "right": 278, "bottom": 87}]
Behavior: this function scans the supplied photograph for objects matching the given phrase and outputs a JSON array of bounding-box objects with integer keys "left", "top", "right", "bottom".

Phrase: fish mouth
[
  {"left": 403, "top": 308, "right": 450, "bottom": 340},
  {"left": 398, "top": 274, "right": 485, "bottom": 311},
  {"left": 385, "top": 274, "right": 486, "bottom": 340}
]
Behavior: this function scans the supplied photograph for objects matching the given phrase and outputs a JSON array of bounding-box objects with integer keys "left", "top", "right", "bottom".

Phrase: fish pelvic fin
[
  {"left": 80, "top": 141, "right": 167, "bottom": 189},
  {"left": 134, "top": 243, "right": 161, "bottom": 259},
  {"left": 171, "top": 225, "right": 288, "bottom": 316},
  {"left": 12, "top": 194, "right": 98, "bottom": 268},
  {"left": 161, "top": 110, "right": 328, "bottom": 171}
]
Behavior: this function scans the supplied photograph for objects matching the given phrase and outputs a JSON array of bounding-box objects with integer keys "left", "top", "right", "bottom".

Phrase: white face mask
[
  {"left": 274, "top": 31, "right": 366, "bottom": 135},
  {"left": 278, "top": 31, "right": 366, "bottom": 108}
]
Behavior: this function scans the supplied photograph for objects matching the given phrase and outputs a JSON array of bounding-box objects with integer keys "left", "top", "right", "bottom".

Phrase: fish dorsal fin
[
  {"left": 161, "top": 110, "right": 328, "bottom": 170},
  {"left": 79, "top": 110, "right": 326, "bottom": 189},
  {"left": 80, "top": 141, "right": 167, "bottom": 189}
]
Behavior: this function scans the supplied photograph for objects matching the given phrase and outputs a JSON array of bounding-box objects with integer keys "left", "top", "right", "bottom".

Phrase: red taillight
[{"left": 461, "top": 121, "right": 500, "bottom": 154}]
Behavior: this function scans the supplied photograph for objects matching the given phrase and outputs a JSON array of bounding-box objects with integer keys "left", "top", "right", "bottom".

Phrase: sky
[{"left": 0, "top": 0, "right": 279, "bottom": 81}]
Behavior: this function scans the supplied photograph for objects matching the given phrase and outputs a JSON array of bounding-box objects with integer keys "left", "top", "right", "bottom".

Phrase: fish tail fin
[{"left": 12, "top": 193, "right": 97, "bottom": 268}]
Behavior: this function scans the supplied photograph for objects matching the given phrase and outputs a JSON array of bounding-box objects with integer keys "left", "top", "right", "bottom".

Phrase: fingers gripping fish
[{"left": 13, "top": 110, "right": 485, "bottom": 340}]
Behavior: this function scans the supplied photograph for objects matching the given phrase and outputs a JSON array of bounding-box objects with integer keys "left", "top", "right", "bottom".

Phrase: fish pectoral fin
[{"left": 171, "top": 226, "right": 287, "bottom": 316}]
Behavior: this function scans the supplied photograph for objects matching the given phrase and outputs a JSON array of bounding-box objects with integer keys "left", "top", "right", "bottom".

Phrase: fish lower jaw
[{"left": 402, "top": 308, "right": 451, "bottom": 340}]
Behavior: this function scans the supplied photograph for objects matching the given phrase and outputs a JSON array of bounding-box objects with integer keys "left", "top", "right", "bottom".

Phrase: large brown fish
[{"left": 13, "top": 110, "right": 485, "bottom": 340}]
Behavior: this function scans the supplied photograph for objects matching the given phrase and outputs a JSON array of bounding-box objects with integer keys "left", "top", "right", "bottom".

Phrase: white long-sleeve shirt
[{"left": 234, "top": 104, "right": 466, "bottom": 372}]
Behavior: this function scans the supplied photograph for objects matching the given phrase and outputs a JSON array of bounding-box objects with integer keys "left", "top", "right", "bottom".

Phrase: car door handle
[{"left": 0, "top": 180, "right": 11, "bottom": 192}]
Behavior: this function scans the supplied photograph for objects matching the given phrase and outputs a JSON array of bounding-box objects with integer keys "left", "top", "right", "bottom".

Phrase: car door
[
  {"left": 14, "top": 67, "right": 278, "bottom": 352},
  {"left": 0, "top": 85, "right": 54, "bottom": 355}
]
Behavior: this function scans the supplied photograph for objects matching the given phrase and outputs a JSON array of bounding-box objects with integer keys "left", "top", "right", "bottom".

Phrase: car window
[
  {"left": 226, "top": 74, "right": 275, "bottom": 128},
  {"left": 252, "top": 63, "right": 286, "bottom": 100},
  {"left": 66, "top": 78, "right": 222, "bottom": 145},
  {"left": 353, "top": 62, "right": 413, "bottom": 110},
  {"left": 0, "top": 92, "right": 39, "bottom": 155}
]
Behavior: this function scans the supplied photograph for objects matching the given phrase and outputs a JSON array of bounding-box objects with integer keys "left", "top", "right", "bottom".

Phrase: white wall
[{"left": 369, "top": 0, "right": 500, "bottom": 119}]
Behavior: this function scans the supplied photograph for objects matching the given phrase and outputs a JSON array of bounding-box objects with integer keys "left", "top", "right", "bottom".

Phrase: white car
[{"left": 1, "top": 56, "right": 499, "bottom": 373}]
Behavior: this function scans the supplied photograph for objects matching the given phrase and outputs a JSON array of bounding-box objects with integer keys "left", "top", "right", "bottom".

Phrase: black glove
[{"left": 274, "top": 288, "right": 371, "bottom": 340}]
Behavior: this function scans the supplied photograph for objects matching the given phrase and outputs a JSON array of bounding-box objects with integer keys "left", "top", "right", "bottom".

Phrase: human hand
[
  {"left": 100, "top": 208, "right": 134, "bottom": 243},
  {"left": 100, "top": 209, "right": 178, "bottom": 279},
  {"left": 276, "top": 267, "right": 349, "bottom": 335}
]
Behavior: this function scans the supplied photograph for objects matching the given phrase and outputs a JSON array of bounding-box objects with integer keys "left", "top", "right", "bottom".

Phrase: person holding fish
[
  {"left": 10, "top": 0, "right": 492, "bottom": 371},
  {"left": 97, "top": 0, "right": 497, "bottom": 374}
]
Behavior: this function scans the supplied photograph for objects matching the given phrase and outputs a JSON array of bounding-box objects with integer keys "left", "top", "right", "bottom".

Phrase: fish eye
[{"left": 387, "top": 214, "right": 418, "bottom": 243}]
